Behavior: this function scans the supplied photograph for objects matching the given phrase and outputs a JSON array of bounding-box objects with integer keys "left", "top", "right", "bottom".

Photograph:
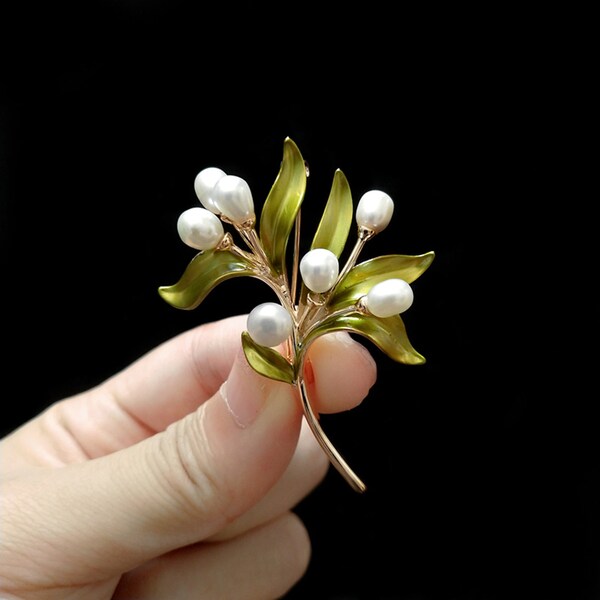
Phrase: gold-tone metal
[
  {"left": 291, "top": 209, "right": 301, "bottom": 306},
  {"left": 298, "top": 374, "right": 366, "bottom": 493}
]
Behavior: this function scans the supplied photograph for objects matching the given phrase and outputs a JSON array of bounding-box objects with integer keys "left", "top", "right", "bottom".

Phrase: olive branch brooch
[{"left": 159, "top": 137, "right": 434, "bottom": 492}]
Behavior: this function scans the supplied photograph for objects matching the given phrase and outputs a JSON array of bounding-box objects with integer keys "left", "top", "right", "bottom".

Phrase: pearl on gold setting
[
  {"left": 211, "top": 175, "right": 255, "bottom": 224},
  {"left": 194, "top": 167, "right": 227, "bottom": 214},
  {"left": 364, "top": 278, "right": 414, "bottom": 317},
  {"left": 300, "top": 248, "right": 340, "bottom": 293},
  {"left": 247, "top": 302, "right": 293, "bottom": 347},
  {"left": 177, "top": 207, "right": 224, "bottom": 250},
  {"left": 356, "top": 190, "right": 394, "bottom": 233}
]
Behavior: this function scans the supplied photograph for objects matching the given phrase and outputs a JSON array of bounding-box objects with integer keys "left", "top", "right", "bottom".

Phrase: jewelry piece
[{"left": 159, "top": 138, "right": 434, "bottom": 492}]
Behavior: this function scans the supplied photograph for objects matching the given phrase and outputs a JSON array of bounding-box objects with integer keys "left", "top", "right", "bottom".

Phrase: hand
[{"left": 0, "top": 314, "right": 377, "bottom": 599}]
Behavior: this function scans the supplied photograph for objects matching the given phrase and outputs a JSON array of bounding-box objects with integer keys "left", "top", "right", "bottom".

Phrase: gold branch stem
[
  {"left": 330, "top": 226, "right": 374, "bottom": 298},
  {"left": 297, "top": 374, "right": 366, "bottom": 493},
  {"left": 219, "top": 234, "right": 261, "bottom": 268},
  {"left": 302, "top": 304, "right": 363, "bottom": 340},
  {"left": 290, "top": 209, "right": 301, "bottom": 307},
  {"left": 296, "top": 292, "right": 326, "bottom": 331},
  {"left": 239, "top": 227, "right": 271, "bottom": 268}
]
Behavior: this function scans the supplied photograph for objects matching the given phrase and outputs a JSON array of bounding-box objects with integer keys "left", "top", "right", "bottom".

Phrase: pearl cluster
[
  {"left": 177, "top": 165, "right": 414, "bottom": 348},
  {"left": 176, "top": 167, "right": 257, "bottom": 253},
  {"left": 194, "top": 167, "right": 255, "bottom": 223}
]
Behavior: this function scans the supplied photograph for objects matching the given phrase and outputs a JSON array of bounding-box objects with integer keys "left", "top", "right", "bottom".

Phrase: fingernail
[
  {"left": 221, "top": 349, "right": 269, "bottom": 428},
  {"left": 331, "top": 331, "right": 377, "bottom": 387}
]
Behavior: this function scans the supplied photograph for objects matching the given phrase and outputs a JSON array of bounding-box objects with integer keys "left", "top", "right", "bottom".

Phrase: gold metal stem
[
  {"left": 296, "top": 291, "right": 326, "bottom": 331},
  {"left": 240, "top": 227, "right": 271, "bottom": 268},
  {"left": 297, "top": 375, "right": 366, "bottom": 493},
  {"left": 290, "top": 209, "right": 301, "bottom": 307},
  {"left": 337, "top": 237, "right": 365, "bottom": 283},
  {"left": 219, "top": 234, "right": 261, "bottom": 268},
  {"left": 330, "top": 226, "right": 374, "bottom": 297}
]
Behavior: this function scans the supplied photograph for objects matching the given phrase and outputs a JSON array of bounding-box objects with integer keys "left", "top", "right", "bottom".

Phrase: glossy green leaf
[
  {"left": 310, "top": 169, "right": 353, "bottom": 257},
  {"left": 259, "top": 137, "right": 307, "bottom": 277},
  {"left": 330, "top": 251, "right": 435, "bottom": 310},
  {"left": 303, "top": 313, "right": 426, "bottom": 365},
  {"left": 158, "top": 249, "right": 254, "bottom": 310},
  {"left": 241, "top": 331, "right": 296, "bottom": 384},
  {"left": 297, "top": 168, "right": 354, "bottom": 308}
]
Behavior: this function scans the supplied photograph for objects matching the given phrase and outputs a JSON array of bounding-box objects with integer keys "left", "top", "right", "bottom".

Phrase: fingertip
[{"left": 307, "top": 331, "right": 377, "bottom": 414}]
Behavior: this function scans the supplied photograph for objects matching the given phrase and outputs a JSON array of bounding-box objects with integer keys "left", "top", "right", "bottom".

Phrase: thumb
[{"left": 3, "top": 348, "right": 302, "bottom": 581}]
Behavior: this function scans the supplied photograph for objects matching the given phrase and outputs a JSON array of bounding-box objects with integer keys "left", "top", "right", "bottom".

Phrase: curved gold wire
[{"left": 297, "top": 374, "right": 366, "bottom": 493}]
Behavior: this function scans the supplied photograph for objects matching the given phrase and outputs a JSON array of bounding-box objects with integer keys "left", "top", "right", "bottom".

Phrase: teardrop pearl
[
  {"left": 211, "top": 175, "right": 255, "bottom": 224},
  {"left": 365, "top": 278, "right": 414, "bottom": 317},
  {"left": 194, "top": 167, "right": 227, "bottom": 214},
  {"left": 356, "top": 190, "right": 394, "bottom": 233},
  {"left": 300, "top": 248, "right": 339, "bottom": 293},
  {"left": 247, "top": 302, "right": 293, "bottom": 347},
  {"left": 177, "top": 207, "right": 224, "bottom": 250}
]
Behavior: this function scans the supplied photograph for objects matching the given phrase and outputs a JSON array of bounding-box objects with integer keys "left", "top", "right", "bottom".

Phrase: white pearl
[
  {"left": 247, "top": 302, "right": 293, "bottom": 347},
  {"left": 194, "top": 167, "right": 227, "bottom": 214},
  {"left": 211, "top": 175, "right": 255, "bottom": 224},
  {"left": 300, "top": 248, "right": 339, "bottom": 293},
  {"left": 356, "top": 190, "right": 394, "bottom": 233},
  {"left": 365, "top": 278, "right": 414, "bottom": 317},
  {"left": 177, "top": 207, "right": 224, "bottom": 250}
]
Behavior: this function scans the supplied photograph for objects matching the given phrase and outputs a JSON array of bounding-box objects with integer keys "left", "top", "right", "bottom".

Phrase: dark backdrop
[{"left": 1, "top": 3, "right": 596, "bottom": 599}]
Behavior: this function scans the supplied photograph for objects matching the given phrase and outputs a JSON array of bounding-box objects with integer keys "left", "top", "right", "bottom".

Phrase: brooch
[{"left": 159, "top": 138, "right": 434, "bottom": 492}]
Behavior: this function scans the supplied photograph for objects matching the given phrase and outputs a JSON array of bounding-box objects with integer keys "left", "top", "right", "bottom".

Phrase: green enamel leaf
[
  {"left": 241, "top": 331, "right": 296, "bottom": 384},
  {"left": 311, "top": 169, "right": 353, "bottom": 257},
  {"left": 259, "top": 137, "right": 307, "bottom": 277},
  {"left": 158, "top": 249, "right": 254, "bottom": 310},
  {"left": 330, "top": 252, "right": 435, "bottom": 310},
  {"left": 298, "top": 169, "right": 354, "bottom": 308},
  {"left": 304, "top": 313, "right": 426, "bottom": 365}
]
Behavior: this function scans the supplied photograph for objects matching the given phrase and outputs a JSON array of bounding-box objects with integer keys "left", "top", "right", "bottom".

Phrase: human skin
[{"left": 0, "top": 314, "right": 377, "bottom": 599}]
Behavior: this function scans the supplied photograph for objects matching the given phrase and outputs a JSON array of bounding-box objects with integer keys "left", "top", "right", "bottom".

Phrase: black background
[{"left": 0, "top": 3, "right": 596, "bottom": 599}]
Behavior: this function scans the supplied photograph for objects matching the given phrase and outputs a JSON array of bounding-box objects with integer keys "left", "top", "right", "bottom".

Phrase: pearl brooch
[{"left": 160, "top": 137, "right": 434, "bottom": 492}]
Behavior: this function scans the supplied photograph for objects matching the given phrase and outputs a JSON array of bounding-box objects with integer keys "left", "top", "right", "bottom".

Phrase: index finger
[
  {"left": 63, "top": 313, "right": 377, "bottom": 454},
  {"left": 101, "top": 314, "right": 248, "bottom": 432}
]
